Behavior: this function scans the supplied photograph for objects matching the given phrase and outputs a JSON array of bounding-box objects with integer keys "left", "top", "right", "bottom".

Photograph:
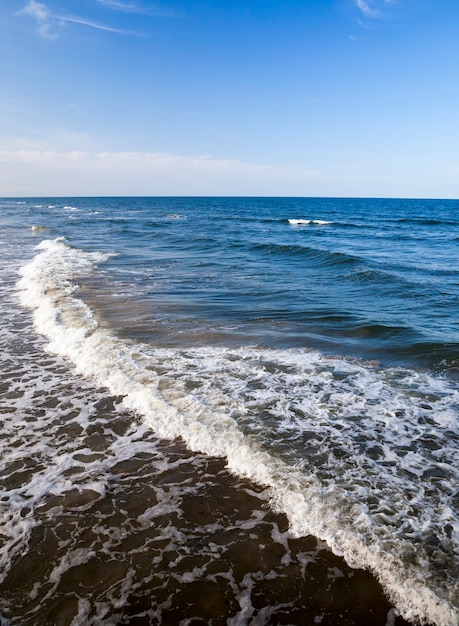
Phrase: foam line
[{"left": 17, "top": 238, "right": 459, "bottom": 626}]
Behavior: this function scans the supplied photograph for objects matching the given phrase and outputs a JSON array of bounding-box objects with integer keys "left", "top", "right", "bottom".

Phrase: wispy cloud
[
  {"left": 96, "top": 0, "right": 174, "bottom": 16},
  {"left": 19, "top": 0, "right": 146, "bottom": 38},
  {"left": 56, "top": 15, "right": 141, "bottom": 35},
  {"left": 97, "top": 0, "right": 140, "bottom": 9},
  {"left": 355, "top": 0, "right": 395, "bottom": 20},
  {"left": 356, "top": 0, "right": 380, "bottom": 18},
  {"left": 20, "top": 0, "right": 55, "bottom": 39},
  {"left": 0, "top": 149, "right": 321, "bottom": 196}
]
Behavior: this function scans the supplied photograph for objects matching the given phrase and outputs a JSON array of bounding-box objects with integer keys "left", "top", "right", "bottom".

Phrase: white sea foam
[
  {"left": 17, "top": 238, "right": 459, "bottom": 626},
  {"left": 288, "top": 219, "right": 333, "bottom": 226}
]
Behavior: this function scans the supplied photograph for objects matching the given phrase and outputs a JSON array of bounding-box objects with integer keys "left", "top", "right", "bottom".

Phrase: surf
[{"left": 17, "top": 237, "right": 459, "bottom": 626}]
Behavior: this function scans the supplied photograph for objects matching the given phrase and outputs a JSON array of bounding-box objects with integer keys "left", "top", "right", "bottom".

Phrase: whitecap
[
  {"left": 16, "top": 238, "right": 459, "bottom": 626},
  {"left": 288, "top": 219, "right": 333, "bottom": 226},
  {"left": 288, "top": 219, "right": 311, "bottom": 225}
]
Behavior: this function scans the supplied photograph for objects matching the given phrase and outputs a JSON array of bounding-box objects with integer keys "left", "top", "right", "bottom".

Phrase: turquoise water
[{"left": 1, "top": 197, "right": 458, "bottom": 625}]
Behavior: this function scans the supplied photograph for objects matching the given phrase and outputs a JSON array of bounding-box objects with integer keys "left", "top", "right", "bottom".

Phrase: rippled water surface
[{"left": 0, "top": 197, "right": 458, "bottom": 625}]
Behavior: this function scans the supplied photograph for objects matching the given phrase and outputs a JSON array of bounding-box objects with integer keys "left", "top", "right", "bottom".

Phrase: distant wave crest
[{"left": 288, "top": 218, "right": 333, "bottom": 226}]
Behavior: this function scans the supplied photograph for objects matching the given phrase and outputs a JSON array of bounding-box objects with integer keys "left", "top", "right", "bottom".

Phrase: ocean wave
[
  {"left": 253, "top": 242, "right": 359, "bottom": 267},
  {"left": 16, "top": 237, "right": 459, "bottom": 626},
  {"left": 288, "top": 219, "right": 334, "bottom": 226},
  {"left": 393, "top": 218, "right": 457, "bottom": 227},
  {"left": 166, "top": 213, "right": 187, "bottom": 220}
]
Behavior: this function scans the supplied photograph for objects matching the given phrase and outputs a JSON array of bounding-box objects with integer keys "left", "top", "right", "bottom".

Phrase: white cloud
[
  {"left": 355, "top": 0, "right": 380, "bottom": 18},
  {"left": 20, "top": 0, "right": 55, "bottom": 39},
  {"left": 0, "top": 149, "right": 321, "bottom": 197},
  {"left": 97, "top": 0, "right": 140, "bottom": 9},
  {"left": 55, "top": 15, "right": 140, "bottom": 35},
  {"left": 18, "top": 0, "right": 144, "bottom": 38},
  {"left": 355, "top": 0, "right": 396, "bottom": 19},
  {"left": 96, "top": 0, "right": 173, "bottom": 16},
  {"left": 1, "top": 148, "right": 455, "bottom": 199}
]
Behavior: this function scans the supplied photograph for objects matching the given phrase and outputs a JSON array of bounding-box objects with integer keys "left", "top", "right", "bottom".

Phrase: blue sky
[{"left": 1, "top": 0, "right": 458, "bottom": 197}]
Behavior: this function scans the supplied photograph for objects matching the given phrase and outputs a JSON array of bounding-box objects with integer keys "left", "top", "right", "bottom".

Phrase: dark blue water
[
  {"left": 1, "top": 197, "right": 458, "bottom": 626},
  {"left": 10, "top": 197, "right": 459, "bottom": 370}
]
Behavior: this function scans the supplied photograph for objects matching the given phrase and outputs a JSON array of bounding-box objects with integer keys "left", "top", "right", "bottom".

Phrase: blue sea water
[{"left": 0, "top": 196, "right": 458, "bottom": 625}]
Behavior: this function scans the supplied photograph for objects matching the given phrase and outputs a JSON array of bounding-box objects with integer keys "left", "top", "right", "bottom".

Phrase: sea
[{"left": 0, "top": 196, "right": 458, "bottom": 626}]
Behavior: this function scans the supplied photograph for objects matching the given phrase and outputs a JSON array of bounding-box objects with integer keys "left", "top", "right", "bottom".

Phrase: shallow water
[{"left": 0, "top": 197, "right": 458, "bottom": 625}]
